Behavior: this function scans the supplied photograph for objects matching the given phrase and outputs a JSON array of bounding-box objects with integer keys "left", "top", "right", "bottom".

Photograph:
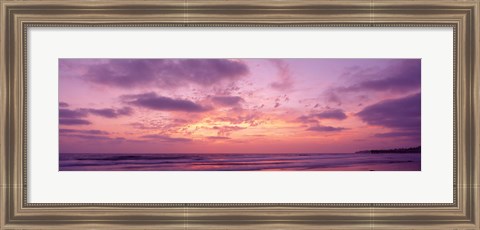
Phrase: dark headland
[{"left": 355, "top": 146, "right": 421, "bottom": 154}]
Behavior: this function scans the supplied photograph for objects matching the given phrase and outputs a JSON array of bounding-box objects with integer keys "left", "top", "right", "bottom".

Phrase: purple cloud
[
  {"left": 322, "top": 60, "right": 421, "bottom": 105},
  {"left": 60, "top": 107, "right": 133, "bottom": 120},
  {"left": 140, "top": 134, "right": 192, "bottom": 142},
  {"left": 324, "top": 89, "right": 342, "bottom": 105},
  {"left": 206, "top": 136, "right": 231, "bottom": 140},
  {"left": 296, "top": 115, "right": 317, "bottom": 124},
  {"left": 123, "top": 92, "right": 210, "bottom": 112},
  {"left": 59, "top": 102, "right": 69, "bottom": 107},
  {"left": 356, "top": 93, "right": 420, "bottom": 130},
  {"left": 62, "top": 134, "right": 125, "bottom": 141},
  {"left": 313, "top": 109, "right": 347, "bottom": 120},
  {"left": 60, "top": 118, "right": 91, "bottom": 125},
  {"left": 297, "top": 109, "right": 347, "bottom": 124},
  {"left": 61, "top": 59, "right": 249, "bottom": 88},
  {"left": 211, "top": 96, "right": 244, "bottom": 106},
  {"left": 307, "top": 125, "right": 346, "bottom": 132},
  {"left": 269, "top": 60, "right": 294, "bottom": 90},
  {"left": 86, "top": 107, "right": 133, "bottom": 118},
  {"left": 340, "top": 60, "right": 421, "bottom": 93},
  {"left": 60, "top": 129, "right": 109, "bottom": 135},
  {"left": 59, "top": 108, "right": 88, "bottom": 119}
]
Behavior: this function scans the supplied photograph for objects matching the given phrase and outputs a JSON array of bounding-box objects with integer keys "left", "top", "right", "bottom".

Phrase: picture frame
[{"left": 0, "top": 0, "right": 478, "bottom": 229}]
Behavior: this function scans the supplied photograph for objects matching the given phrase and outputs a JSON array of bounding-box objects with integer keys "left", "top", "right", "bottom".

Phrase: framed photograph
[
  {"left": 1, "top": 0, "right": 478, "bottom": 229},
  {"left": 58, "top": 58, "right": 422, "bottom": 172}
]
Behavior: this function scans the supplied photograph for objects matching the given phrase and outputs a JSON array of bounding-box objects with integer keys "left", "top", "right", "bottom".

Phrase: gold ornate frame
[{"left": 1, "top": 0, "right": 479, "bottom": 229}]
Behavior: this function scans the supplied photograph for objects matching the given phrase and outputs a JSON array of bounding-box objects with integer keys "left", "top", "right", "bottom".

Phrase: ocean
[{"left": 59, "top": 153, "right": 421, "bottom": 171}]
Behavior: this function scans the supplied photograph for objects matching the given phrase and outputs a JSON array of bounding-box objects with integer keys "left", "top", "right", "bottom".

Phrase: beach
[{"left": 59, "top": 153, "right": 421, "bottom": 171}]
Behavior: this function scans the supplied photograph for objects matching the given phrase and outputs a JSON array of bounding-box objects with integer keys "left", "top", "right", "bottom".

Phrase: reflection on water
[{"left": 59, "top": 153, "right": 421, "bottom": 171}]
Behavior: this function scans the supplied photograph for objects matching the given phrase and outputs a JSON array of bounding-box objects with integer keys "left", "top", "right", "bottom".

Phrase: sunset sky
[{"left": 59, "top": 59, "right": 421, "bottom": 154}]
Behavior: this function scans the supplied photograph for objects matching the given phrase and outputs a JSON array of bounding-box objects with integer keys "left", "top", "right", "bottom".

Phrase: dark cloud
[
  {"left": 82, "top": 60, "right": 156, "bottom": 87},
  {"left": 59, "top": 108, "right": 88, "bottom": 119},
  {"left": 313, "top": 109, "right": 347, "bottom": 120},
  {"left": 86, "top": 107, "right": 133, "bottom": 118},
  {"left": 123, "top": 92, "right": 210, "bottom": 112},
  {"left": 322, "top": 60, "right": 421, "bottom": 105},
  {"left": 269, "top": 60, "right": 294, "bottom": 90},
  {"left": 62, "top": 134, "right": 125, "bottom": 141},
  {"left": 296, "top": 115, "right": 318, "bottom": 124},
  {"left": 307, "top": 125, "right": 346, "bottom": 132},
  {"left": 60, "top": 129, "right": 109, "bottom": 135},
  {"left": 324, "top": 90, "right": 342, "bottom": 105},
  {"left": 339, "top": 60, "right": 421, "bottom": 93},
  {"left": 60, "top": 118, "right": 91, "bottom": 125},
  {"left": 140, "top": 134, "right": 192, "bottom": 142},
  {"left": 211, "top": 96, "right": 244, "bottom": 106},
  {"left": 60, "top": 107, "right": 133, "bottom": 124},
  {"left": 62, "top": 59, "right": 249, "bottom": 88},
  {"left": 59, "top": 102, "right": 69, "bottom": 107},
  {"left": 297, "top": 109, "right": 347, "bottom": 124},
  {"left": 129, "top": 122, "right": 158, "bottom": 130},
  {"left": 356, "top": 93, "right": 420, "bottom": 130}
]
